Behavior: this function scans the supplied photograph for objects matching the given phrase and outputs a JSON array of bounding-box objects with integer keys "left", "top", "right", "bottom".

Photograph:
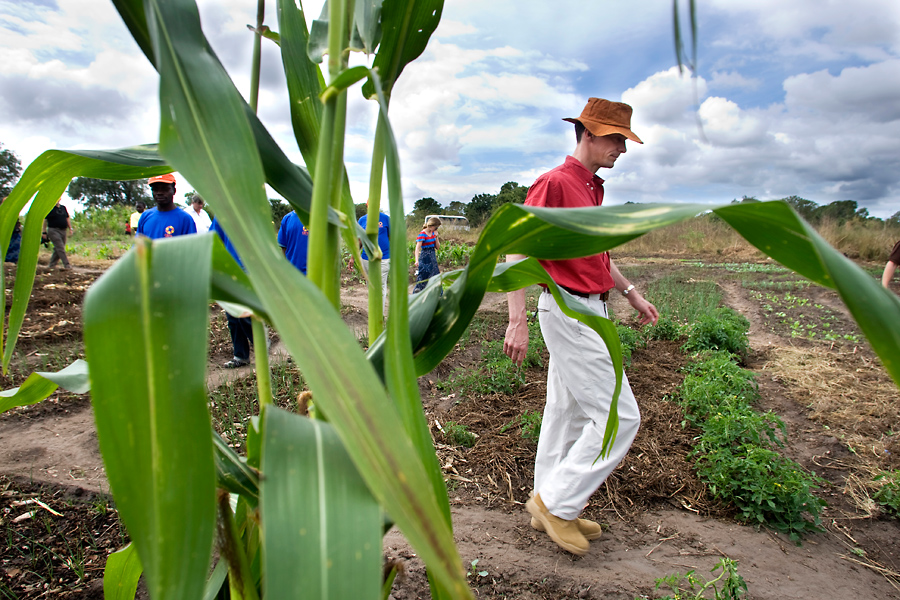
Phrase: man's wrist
[{"left": 621, "top": 284, "right": 636, "bottom": 296}]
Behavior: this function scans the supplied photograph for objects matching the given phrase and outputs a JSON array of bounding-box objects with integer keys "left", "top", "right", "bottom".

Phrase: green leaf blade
[
  {"left": 261, "top": 408, "right": 381, "bottom": 599},
  {"left": 83, "top": 236, "right": 216, "bottom": 600}
]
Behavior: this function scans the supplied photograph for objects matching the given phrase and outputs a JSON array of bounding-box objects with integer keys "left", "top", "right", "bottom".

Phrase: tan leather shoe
[
  {"left": 526, "top": 493, "right": 589, "bottom": 556},
  {"left": 530, "top": 516, "right": 603, "bottom": 540}
]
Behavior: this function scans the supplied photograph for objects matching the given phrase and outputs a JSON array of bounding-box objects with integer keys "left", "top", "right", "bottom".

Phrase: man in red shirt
[{"left": 504, "top": 98, "right": 658, "bottom": 556}]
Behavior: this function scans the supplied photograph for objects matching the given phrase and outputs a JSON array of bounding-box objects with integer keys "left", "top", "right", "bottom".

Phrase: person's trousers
[
  {"left": 361, "top": 257, "right": 390, "bottom": 316},
  {"left": 226, "top": 313, "right": 253, "bottom": 361},
  {"left": 534, "top": 291, "right": 641, "bottom": 521},
  {"left": 47, "top": 227, "right": 69, "bottom": 268}
]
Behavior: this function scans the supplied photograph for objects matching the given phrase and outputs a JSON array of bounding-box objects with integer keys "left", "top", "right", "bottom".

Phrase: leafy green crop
[
  {"left": 682, "top": 307, "right": 750, "bottom": 357},
  {"left": 653, "top": 557, "right": 748, "bottom": 600},
  {"left": 676, "top": 351, "right": 824, "bottom": 542},
  {"left": 873, "top": 471, "right": 900, "bottom": 517}
]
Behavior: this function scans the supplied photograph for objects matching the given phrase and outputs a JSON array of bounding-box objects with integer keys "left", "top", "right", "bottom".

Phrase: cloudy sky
[{"left": 2, "top": 0, "right": 900, "bottom": 217}]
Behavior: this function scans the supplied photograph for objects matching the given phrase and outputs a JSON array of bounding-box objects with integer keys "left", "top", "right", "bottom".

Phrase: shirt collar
[{"left": 563, "top": 155, "right": 604, "bottom": 186}]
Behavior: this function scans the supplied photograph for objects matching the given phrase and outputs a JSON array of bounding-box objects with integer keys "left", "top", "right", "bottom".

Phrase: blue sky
[{"left": 2, "top": 0, "right": 899, "bottom": 218}]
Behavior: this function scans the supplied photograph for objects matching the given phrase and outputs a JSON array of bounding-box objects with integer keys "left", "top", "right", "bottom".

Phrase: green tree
[
  {"left": 464, "top": 193, "right": 495, "bottom": 227},
  {"left": 68, "top": 177, "right": 151, "bottom": 208},
  {"left": 270, "top": 199, "right": 292, "bottom": 226},
  {"left": 493, "top": 181, "right": 528, "bottom": 209},
  {"left": 888, "top": 211, "right": 900, "bottom": 227},
  {"left": 782, "top": 196, "right": 818, "bottom": 221},
  {"left": 446, "top": 201, "right": 467, "bottom": 216},
  {"left": 813, "top": 200, "right": 859, "bottom": 224},
  {"left": 0, "top": 143, "right": 22, "bottom": 198},
  {"left": 412, "top": 197, "right": 441, "bottom": 215}
]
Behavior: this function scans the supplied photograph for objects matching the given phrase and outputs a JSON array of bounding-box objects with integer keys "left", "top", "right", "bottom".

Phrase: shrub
[{"left": 682, "top": 307, "right": 750, "bottom": 357}]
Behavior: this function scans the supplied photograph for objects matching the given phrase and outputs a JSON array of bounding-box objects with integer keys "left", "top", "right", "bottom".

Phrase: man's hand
[
  {"left": 627, "top": 291, "right": 659, "bottom": 326},
  {"left": 504, "top": 281, "right": 529, "bottom": 367},
  {"left": 504, "top": 319, "right": 529, "bottom": 367}
]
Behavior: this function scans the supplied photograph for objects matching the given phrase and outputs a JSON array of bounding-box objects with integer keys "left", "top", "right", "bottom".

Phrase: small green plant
[
  {"left": 443, "top": 421, "right": 477, "bottom": 448},
  {"left": 467, "top": 558, "right": 488, "bottom": 579},
  {"left": 652, "top": 557, "right": 748, "bottom": 600},
  {"left": 646, "top": 314, "right": 682, "bottom": 341},
  {"left": 873, "top": 471, "right": 900, "bottom": 516},
  {"left": 682, "top": 307, "right": 750, "bottom": 357},
  {"left": 501, "top": 409, "right": 542, "bottom": 442},
  {"left": 617, "top": 322, "right": 642, "bottom": 367}
]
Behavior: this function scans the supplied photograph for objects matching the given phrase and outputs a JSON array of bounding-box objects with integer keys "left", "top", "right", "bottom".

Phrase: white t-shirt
[{"left": 185, "top": 206, "right": 211, "bottom": 233}]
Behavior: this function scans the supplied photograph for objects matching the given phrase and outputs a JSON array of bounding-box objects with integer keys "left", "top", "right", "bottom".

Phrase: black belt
[{"left": 545, "top": 286, "right": 610, "bottom": 301}]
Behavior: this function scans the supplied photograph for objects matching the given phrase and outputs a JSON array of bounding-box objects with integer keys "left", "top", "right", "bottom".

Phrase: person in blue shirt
[
  {"left": 357, "top": 208, "right": 390, "bottom": 316},
  {"left": 137, "top": 174, "right": 197, "bottom": 239},
  {"left": 210, "top": 218, "right": 253, "bottom": 369},
  {"left": 277, "top": 211, "right": 309, "bottom": 274}
]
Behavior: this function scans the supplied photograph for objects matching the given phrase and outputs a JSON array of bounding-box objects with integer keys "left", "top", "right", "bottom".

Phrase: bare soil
[{"left": 1, "top": 259, "right": 900, "bottom": 599}]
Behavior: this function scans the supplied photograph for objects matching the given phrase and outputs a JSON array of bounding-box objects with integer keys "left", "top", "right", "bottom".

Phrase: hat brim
[{"left": 563, "top": 117, "right": 643, "bottom": 144}]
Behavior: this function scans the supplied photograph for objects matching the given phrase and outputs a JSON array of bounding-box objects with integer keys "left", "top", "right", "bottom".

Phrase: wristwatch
[{"left": 621, "top": 284, "right": 636, "bottom": 296}]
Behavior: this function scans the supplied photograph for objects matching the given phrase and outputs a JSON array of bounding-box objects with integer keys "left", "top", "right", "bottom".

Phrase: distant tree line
[
  {"left": 738, "top": 195, "right": 898, "bottom": 226},
  {"left": 407, "top": 181, "right": 529, "bottom": 228}
]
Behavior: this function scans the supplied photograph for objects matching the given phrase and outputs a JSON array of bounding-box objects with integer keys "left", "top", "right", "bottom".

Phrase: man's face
[
  {"left": 192, "top": 199, "right": 204, "bottom": 212},
  {"left": 136, "top": 202, "right": 145, "bottom": 213},
  {"left": 150, "top": 183, "right": 176, "bottom": 210},
  {"left": 590, "top": 133, "right": 628, "bottom": 169}
]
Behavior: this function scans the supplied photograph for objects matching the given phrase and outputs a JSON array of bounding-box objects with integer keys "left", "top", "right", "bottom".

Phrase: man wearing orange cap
[
  {"left": 503, "top": 98, "right": 658, "bottom": 556},
  {"left": 137, "top": 174, "right": 197, "bottom": 239}
]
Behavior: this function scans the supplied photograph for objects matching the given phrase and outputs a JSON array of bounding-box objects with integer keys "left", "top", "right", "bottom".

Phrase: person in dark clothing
[
  {"left": 43, "top": 199, "right": 73, "bottom": 269},
  {"left": 2, "top": 196, "right": 20, "bottom": 263},
  {"left": 210, "top": 218, "right": 254, "bottom": 369}
]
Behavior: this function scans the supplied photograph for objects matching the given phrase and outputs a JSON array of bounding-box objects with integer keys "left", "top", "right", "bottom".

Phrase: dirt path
[{"left": 385, "top": 503, "right": 894, "bottom": 599}]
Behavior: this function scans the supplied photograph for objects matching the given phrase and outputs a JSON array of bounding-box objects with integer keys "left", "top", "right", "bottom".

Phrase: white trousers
[
  {"left": 534, "top": 291, "right": 641, "bottom": 520},
  {"left": 361, "top": 257, "right": 390, "bottom": 316}
]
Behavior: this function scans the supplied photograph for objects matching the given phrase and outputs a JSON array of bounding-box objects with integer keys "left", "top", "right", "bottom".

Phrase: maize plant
[{"left": 1, "top": 0, "right": 900, "bottom": 598}]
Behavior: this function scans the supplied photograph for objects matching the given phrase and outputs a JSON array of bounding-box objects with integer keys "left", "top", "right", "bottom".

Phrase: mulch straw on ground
[{"left": 762, "top": 345, "right": 900, "bottom": 470}]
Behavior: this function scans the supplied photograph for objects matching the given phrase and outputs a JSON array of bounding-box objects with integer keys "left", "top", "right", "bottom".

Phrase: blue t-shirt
[
  {"left": 137, "top": 207, "right": 197, "bottom": 239},
  {"left": 358, "top": 212, "right": 390, "bottom": 260},
  {"left": 210, "top": 218, "right": 243, "bottom": 269},
  {"left": 277, "top": 211, "right": 309, "bottom": 274}
]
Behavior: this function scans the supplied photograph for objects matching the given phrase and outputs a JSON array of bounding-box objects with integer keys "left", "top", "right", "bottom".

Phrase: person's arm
[
  {"left": 414, "top": 239, "right": 422, "bottom": 266},
  {"left": 66, "top": 216, "right": 73, "bottom": 233},
  {"left": 883, "top": 261, "right": 898, "bottom": 288},
  {"left": 609, "top": 258, "right": 658, "bottom": 326},
  {"left": 434, "top": 231, "right": 440, "bottom": 250},
  {"left": 503, "top": 254, "right": 529, "bottom": 366}
]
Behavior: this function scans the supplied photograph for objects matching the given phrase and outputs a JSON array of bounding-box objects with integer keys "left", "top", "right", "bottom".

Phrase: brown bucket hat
[{"left": 563, "top": 98, "right": 643, "bottom": 144}]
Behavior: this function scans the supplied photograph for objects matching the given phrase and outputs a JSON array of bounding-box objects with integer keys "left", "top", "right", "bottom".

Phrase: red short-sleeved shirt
[
  {"left": 524, "top": 156, "right": 615, "bottom": 294},
  {"left": 890, "top": 241, "right": 900, "bottom": 265}
]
